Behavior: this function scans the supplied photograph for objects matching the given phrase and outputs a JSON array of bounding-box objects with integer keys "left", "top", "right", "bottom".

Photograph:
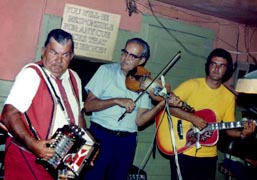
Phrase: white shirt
[{"left": 5, "top": 63, "right": 83, "bottom": 135}]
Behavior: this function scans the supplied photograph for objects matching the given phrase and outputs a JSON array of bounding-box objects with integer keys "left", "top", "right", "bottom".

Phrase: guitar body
[{"left": 155, "top": 109, "right": 218, "bottom": 156}]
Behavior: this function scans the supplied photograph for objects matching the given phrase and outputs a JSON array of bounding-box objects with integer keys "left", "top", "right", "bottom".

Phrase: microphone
[{"left": 157, "top": 75, "right": 168, "bottom": 97}]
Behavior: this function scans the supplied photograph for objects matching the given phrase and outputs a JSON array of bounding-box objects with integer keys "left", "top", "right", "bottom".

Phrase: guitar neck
[{"left": 207, "top": 119, "right": 257, "bottom": 131}]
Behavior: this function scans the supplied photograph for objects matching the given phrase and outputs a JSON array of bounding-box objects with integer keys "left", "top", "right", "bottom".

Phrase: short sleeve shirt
[
  {"left": 173, "top": 78, "right": 236, "bottom": 157},
  {"left": 85, "top": 63, "right": 152, "bottom": 132}
]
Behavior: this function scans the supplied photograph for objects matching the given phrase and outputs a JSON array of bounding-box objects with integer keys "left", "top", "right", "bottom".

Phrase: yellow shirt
[{"left": 173, "top": 78, "right": 235, "bottom": 157}]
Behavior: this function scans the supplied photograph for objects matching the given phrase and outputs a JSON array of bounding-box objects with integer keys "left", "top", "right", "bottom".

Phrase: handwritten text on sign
[{"left": 62, "top": 4, "right": 121, "bottom": 61}]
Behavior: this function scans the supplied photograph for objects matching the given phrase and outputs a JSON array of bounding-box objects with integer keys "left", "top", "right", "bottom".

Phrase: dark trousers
[
  {"left": 170, "top": 154, "right": 217, "bottom": 180},
  {"left": 82, "top": 122, "right": 137, "bottom": 180},
  {"left": 223, "top": 158, "right": 257, "bottom": 180}
]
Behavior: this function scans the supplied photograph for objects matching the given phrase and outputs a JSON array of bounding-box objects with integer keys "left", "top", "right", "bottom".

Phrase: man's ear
[
  {"left": 138, "top": 57, "right": 146, "bottom": 66},
  {"left": 71, "top": 53, "right": 74, "bottom": 60},
  {"left": 41, "top": 47, "right": 45, "bottom": 55},
  {"left": 41, "top": 47, "right": 46, "bottom": 59}
]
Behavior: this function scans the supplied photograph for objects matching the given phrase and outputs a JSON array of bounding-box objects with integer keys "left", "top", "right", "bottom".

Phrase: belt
[{"left": 91, "top": 122, "right": 136, "bottom": 137}]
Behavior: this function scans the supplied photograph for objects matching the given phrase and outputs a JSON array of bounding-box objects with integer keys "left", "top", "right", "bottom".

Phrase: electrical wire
[{"left": 134, "top": 0, "right": 257, "bottom": 59}]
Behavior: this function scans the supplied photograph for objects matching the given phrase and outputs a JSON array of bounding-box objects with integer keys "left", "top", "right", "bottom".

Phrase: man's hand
[
  {"left": 168, "top": 95, "right": 182, "bottom": 107},
  {"left": 116, "top": 98, "right": 135, "bottom": 112},
  {"left": 30, "top": 139, "right": 55, "bottom": 161},
  {"left": 241, "top": 120, "right": 256, "bottom": 138},
  {"left": 191, "top": 116, "right": 208, "bottom": 131}
]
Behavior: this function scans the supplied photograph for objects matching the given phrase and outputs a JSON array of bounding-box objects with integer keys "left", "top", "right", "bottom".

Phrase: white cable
[
  {"left": 165, "top": 101, "right": 183, "bottom": 180},
  {"left": 161, "top": 75, "right": 182, "bottom": 180},
  {"left": 138, "top": 75, "right": 183, "bottom": 180}
]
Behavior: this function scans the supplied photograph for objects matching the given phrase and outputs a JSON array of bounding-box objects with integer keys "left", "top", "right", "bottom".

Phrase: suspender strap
[
  {"left": 22, "top": 62, "right": 80, "bottom": 139},
  {"left": 24, "top": 112, "right": 40, "bottom": 140}
]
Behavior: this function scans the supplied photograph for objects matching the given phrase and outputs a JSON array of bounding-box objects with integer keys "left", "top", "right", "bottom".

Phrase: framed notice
[{"left": 62, "top": 4, "right": 121, "bottom": 61}]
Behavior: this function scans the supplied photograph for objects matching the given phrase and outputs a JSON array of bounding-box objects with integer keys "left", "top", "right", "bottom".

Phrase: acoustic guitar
[{"left": 155, "top": 109, "right": 249, "bottom": 156}]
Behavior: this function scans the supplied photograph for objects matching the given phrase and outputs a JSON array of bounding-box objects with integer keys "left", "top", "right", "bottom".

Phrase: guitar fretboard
[{"left": 207, "top": 120, "right": 256, "bottom": 131}]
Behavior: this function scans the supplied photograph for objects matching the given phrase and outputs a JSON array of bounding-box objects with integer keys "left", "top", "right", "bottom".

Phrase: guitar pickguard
[{"left": 186, "top": 129, "right": 215, "bottom": 147}]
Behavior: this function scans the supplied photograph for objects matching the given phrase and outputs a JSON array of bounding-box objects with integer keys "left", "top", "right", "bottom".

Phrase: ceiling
[{"left": 156, "top": 0, "right": 257, "bottom": 27}]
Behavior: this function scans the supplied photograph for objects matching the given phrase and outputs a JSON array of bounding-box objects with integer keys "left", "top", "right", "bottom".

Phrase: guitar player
[{"left": 167, "top": 48, "right": 256, "bottom": 180}]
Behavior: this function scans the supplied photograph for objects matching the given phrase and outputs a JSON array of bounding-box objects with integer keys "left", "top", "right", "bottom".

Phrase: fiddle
[
  {"left": 125, "top": 66, "right": 194, "bottom": 112},
  {"left": 126, "top": 66, "right": 171, "bottom": 102}
]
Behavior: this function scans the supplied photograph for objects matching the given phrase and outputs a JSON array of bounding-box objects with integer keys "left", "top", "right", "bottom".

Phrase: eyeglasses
[{"left": 121, "top": 49, "right": 142, "bottom": 60}]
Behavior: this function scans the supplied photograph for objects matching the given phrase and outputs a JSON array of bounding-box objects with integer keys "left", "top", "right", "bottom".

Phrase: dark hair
[
  {"left": 205, "top": 48, "right": 234, "bottom": 82},
  {"left": 125, "top": 38, "right": 150, "bottom": 65},
  {"left": 44, "top": 29, "right": 74, "bottom": 53}
]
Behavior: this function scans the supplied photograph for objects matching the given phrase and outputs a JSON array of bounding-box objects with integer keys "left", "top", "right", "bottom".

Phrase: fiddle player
[
  {"left": 0, "top": 29, "right": 86, "bottom": 180},
  {"left": 82, "top": 37, "right": 183, "bottom": 180},
  {"left": 168, "top": 48, "right": 256, "bottom": 180}
]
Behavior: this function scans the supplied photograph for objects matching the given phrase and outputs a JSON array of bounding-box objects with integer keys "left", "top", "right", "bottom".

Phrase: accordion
[{"left": 43, "top": 125, "right": 99, "bottom": 177}]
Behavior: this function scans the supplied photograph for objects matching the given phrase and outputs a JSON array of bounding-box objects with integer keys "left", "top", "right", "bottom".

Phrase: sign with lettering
[{"left": 62, "top": 4, "right": 121, "bottom": 61}]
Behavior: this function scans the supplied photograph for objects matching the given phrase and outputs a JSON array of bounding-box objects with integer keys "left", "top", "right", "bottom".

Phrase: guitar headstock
[{"left": 181, "top": 102, "right": 195, "bottom": 113}]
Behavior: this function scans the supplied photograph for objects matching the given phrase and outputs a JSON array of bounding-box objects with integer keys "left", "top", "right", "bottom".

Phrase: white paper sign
[{"left": 62, "top": 4, "right": 121, "bottom": 61}]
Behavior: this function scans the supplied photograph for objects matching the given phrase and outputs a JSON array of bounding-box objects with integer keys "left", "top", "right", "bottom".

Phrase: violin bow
[{"left": 118, "top": 51, "right": 182, "bottom": 121}]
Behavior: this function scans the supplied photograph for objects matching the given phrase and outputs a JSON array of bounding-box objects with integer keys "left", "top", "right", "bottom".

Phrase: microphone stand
[
  {"left": 159, "top": 76, "right": 183, "bottom": 180},
  {"left": 118, "top": 51, "right": 181, "bottom": 121}
]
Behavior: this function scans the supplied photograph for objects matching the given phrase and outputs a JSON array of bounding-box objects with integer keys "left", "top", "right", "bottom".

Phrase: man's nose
[{"left": 56, "top": 54, "right": 64, "bottom": 62}]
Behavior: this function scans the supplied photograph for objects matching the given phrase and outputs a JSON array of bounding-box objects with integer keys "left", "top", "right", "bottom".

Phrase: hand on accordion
[
  {"left": 37, "top": 125, "right": 100, "bottom": 177},
  {"left": 33, "top": 139, "right": 55, "bottom": 161}
]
